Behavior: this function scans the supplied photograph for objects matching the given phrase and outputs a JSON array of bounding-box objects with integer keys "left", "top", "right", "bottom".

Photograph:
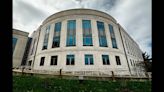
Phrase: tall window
[
  {"left": 82, "top": 20, "right": 93, "bottom": 46},
  {"left": 50, "top": 56, "right": 57, "bottom": 65},
  {"left": 85, "top": 54, "right": 94, "bottom": 65},
  {"left": 102, "top": 55, "right": 110, "bottom": 65},
  {"left": 130, "top": 59, "right": 133, "bottom": 66},
  {"left": 109, "top": 24, "right": 117, "bottom": 48},
  {"left": 12, "top": 37, "right": 17, "bottom": 53},
  {"left": 66, "top": 20, "right": 76, "bottom": 46},
  {"left": 52, "top": 22, "right": 61, "bottom": 48},
  {"left": 30, "top": 39, "right": 36, "bottom": 55},
  {"left": 40, "top": 57, "right": 45, "bottom": 66},
  {"left": 115, "top": 56, "right": 121, "bottom": 65},
  {"left": 66, "top": 55, "right": 75, "bottom": 65},
  {"left": 42, "top": 25, "right": 50, "bottom": 50},
  {"left": 133, "top": 60, "right": 135, "bottom": 66},
  {"left": 97, "top": 21, "right": 108, "bottom": 47}
]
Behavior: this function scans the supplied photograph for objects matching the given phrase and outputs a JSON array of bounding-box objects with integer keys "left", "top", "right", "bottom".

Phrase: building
[
  {"left": 13, "top": 9, "right": 145, "bottom": 77},
  {"left": 12, "top": 29, "right": 29, "bottom": 68}
]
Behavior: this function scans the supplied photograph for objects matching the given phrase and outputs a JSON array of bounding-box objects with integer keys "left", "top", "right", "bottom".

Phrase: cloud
[
  {"left": 109, "top": 0, "right": 152, "bottom": 57},
  {"left": 13, "top": 0, "right": 151, "bottom": 57},
  {"left": 13, "top": 0, "right": 49, "bottom": 34}
]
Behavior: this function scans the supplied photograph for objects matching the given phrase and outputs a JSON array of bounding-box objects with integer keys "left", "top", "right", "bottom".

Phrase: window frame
[
  {"left": 52, "top": 22, "right": 61, "bottom": 48},
  {"left": 42, "top": 25, "right": 50, "bottom": 50},
  {"left": 109, "top": 24, "right": 118, "bottom": 49},
  {"left": 115, "top": 56, "right": 121, "bottom": 65},
  {"left": 28, "top": 60, "right": 32, "bottom": 66},
  {"left": 50, "top": 56, "right": 58, "bottom": 65},
  {"left": 66, "top": 20, "right": 76, "bottom": 46},
  {"left": 97, "top": 21, "right": 108, "bottom": 47},
  {"left": 12, "top": 37, "right": 18, "bottom": 53},
  {"left": 66, "top": 55, "right": 75, "bottom": 65},
  {"left": 82, "top": 20, "right": 93, "bottom": 46},
  {"left": 40, "top": 57, "right": 45, "bottom": 66},
  {"left": 102, "top": 55, "right": 110, "bottom": 65},
  {"left": 85, "top": 54, "right": 94, "bottom": 65}
]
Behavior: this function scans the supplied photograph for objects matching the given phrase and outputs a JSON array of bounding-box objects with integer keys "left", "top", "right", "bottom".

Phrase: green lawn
[{"left": 13, "top": 75, "right": 151, "bottom": 92}]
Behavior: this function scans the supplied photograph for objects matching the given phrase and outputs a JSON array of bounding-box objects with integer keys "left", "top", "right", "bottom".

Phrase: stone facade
[
  {"left": 13, "top": 29, "right": 29, "bottom": 68},
  {"left": 14, "top": 9, "right": 145, "bottom": 77}
]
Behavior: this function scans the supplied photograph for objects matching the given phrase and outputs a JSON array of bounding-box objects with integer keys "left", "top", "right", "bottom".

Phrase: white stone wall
[
  {"left": 27, "top": 26, "right": 41, "bottom": 67},
  {"left": 118, "top": 24, "right": 145, "bottom": 76},
  {"left": 13, "top": 29, "right": 29, "bottom": 68},
  {"left": 32, "top": 14, "right": 130, "bottom": 76},
  {"left": 27, "top": 9, "right": 144, "bottom": 77}
]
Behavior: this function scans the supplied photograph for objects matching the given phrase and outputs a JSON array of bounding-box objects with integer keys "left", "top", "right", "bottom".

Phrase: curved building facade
[{"left": 26, "top": 9, "right": 145, "bottom": 77}]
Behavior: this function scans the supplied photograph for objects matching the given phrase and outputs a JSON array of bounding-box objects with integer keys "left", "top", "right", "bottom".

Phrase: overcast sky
[{"left": 13, "top": 0, "right": 152, "bottom": 57}]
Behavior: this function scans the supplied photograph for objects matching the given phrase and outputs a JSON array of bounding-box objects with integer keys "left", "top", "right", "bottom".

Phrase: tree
[{"left": 142, "top": 52, "right": 152, "bottom": 72}]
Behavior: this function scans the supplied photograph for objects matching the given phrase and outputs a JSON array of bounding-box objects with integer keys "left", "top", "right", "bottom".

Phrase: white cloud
[
  {"left": 13, "top": 0, "right": 151, "bottom": 57},
  {"left": 109, "top": 0, "right": 152, "bottom": 57}
]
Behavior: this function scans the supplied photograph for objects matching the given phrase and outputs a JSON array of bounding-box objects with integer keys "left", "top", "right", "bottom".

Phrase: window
[
  {"left": 97, "top": 21, "right": 108, "bottom": 47},
  {"left": 85, "top": 54, "right": 94, "bottom": 65},
  {"left": 52, "top": 22, "right": 61, "bottom": 48},
  {"left": 66, "top": 55, "right": 75, "bottom": 65},
  {"left": 115, "top": 56, "right": 121, "bottom": 65},
  {"left": 102, "top": 55, "right": 110, "bottom": 65},
  {"left": 109, "top": 24, "right": 117, "bottom": 48},
  {"left": 40, "top": 57, "right": 45, "bottom": 66},
  {"left": 30, "top": 39, "right": 36, "bottom": 55},
  {"left": 130, "top": 59, "right": 133, "bottom": 66},
  {"left": 28, "top": 60, "right": 32, "bottom": 66},
  {"left": 133, "top": 60, "right": 135, "bottom": 66},
  {"left": 12, "top": 37, "right": 17, "bottom": 53},
  {"left": 50, "top": 56, "right": 57, "bottom": 65},
  {"left": 66, "top": 20, "right": 76, "bottom": 46},
  {"left": 42, "top": 25, "right": 50, "bottom": 50},
  {"left": 82, "top": 20, "right": 93, "bottom": 46}
]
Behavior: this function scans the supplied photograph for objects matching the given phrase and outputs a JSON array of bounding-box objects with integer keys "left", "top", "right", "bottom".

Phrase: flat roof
[{"left": 13, "top": 29, "right": 29, "bottom": 37}]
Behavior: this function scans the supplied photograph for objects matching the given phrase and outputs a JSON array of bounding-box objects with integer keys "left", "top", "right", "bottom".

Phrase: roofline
[
  {"left": 42, "top": 8, "right": 117, "bottom": 25},
  {"left": 13, "top": 28, "right": 29, "bottom": 37},
  {"left": 13, "top": 28, "right": 29, "bottom": 34}
]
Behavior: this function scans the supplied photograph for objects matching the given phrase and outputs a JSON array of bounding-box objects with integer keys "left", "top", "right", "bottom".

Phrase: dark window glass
[
  {"left": 42, "top": 25, "right": 50, "bottom": 50},
  {"left": 40, "top": 57, "right": 45, "bottom": 66},
  {"left": 52, "top": 22, "right": 61, "bottom": 48},
  {"left": 111, "top": 38, "right": 117, "bottom": 48},
  {"left": 28, "top": 60, "right": 32, "bottom": 66},
  {"left": 66, "top": 20, "right": 76, "bottom": 46},
  {"left": 12, "top": 37, "right": 17, "bottom": 53},
  {"left": 130, "top": 59, "right": 133, "bottom": 66},
  {"left": 102, "top": 55, "right": 110, "bottom": 65},
  {"left": 50, "top": 56, "right": 58, "bottom": 65},
  {"left": 66, "top": 55, "right": 75, "bottom": 65},
  {"left": 85, "top": 54, "right": 94, "bottom": 65},
  {"left": 115, "top": 56, "right": 121, "bottom": 65},
  {"left": 31, "top": 39, "right": 36, "bottom": 55},
  {"left": 133, "top": 60, "right": 135, "bottom": 66},
  {"left": 109, "top": 24, "right": 118, "bottom": 49},
  {"left": 83, "top": 20, "right": 93, "bottom": 46},
  {"left": 97, "top": 21, "right": 108, "bottom": 47}
]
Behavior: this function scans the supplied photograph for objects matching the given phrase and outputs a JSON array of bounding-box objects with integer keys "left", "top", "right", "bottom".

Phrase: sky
[{"left": 13, "top": 0, "right": 152, "bottom": 57}]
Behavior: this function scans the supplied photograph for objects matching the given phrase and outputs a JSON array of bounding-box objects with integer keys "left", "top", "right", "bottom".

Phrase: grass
[{"left": 13, "top": 75, "right": 151, "bottom": 92}]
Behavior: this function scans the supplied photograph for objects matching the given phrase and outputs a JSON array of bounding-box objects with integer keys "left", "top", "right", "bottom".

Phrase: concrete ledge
[{"left": 13, "top": 69, "right": 151, "bottom": 81}]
